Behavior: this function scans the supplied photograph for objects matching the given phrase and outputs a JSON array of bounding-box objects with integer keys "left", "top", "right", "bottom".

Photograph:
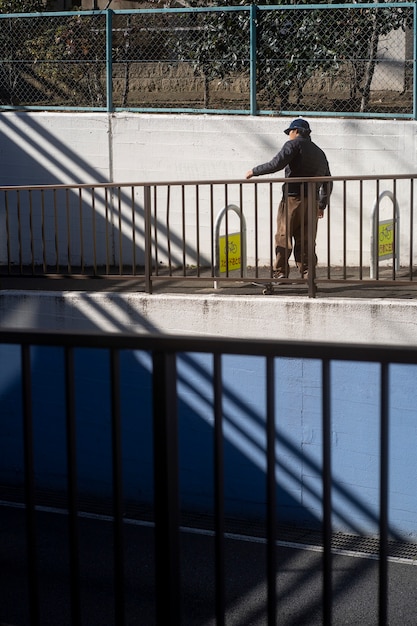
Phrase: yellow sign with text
[
  {"left": 219, "top": 232, "right": 241, "bottom": 273},
  {"left": 378, "top": 219, "right": 394, "bottom": 259}
]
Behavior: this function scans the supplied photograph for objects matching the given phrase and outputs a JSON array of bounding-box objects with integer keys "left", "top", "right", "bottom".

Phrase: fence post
[
  {"left": 249, "top": 4, "right": 257, "bottom": 116},
  {"left": 106, "top": 10, "right": 113, "bottom": 113}
]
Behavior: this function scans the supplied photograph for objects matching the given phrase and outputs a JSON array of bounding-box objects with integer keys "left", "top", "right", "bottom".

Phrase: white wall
[{"left": 1, "top": 111, "right": 416, "bottom": 268}]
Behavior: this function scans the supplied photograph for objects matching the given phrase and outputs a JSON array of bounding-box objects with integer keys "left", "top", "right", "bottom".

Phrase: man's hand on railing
[{"left": 245, "top": 170, "right": 254, "bottom": 179}]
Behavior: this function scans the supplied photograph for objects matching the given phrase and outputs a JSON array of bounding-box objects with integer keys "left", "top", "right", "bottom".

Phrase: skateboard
[{"left": 251, "top": 281, "right": 283, "bottom": 295}]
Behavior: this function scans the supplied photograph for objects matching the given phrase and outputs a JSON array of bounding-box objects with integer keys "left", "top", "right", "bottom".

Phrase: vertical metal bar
[
  {"left": 410, "top": 179, "right": 414, "bottom": 279},
  {"left": 92, "top": 188, "right": 98, "bottom": 276},
  {"left": 152, "top": 351, "right": 181, "bottom": 626},
  {"left": 17, "top": 189, "right": 22, "bottom": 273},
  {"left": 224, "top": 186, "right": 229, "bottom": 277},
  {"left": 266, "top": 356, "right": 277, "bottom": 625},
  {"left": 307, "top": 182, "right": 316, "bottom": 297},
  {"left": 40, "top": 190, "right": 46, "bottom": 274},
  {"left": 79, "top": 189, "right": 84, "bottom": 274},
  {"left": 106, "top": 10, "right": 113, "bottom": 113},
  {"left": 131, "top": 186, "right": 137, "bottom": 275},
  {"left": 254, "top": 183, "right": 259, "bottom": 277},
  {"left": 413, "top": 0, "right": 417, "bottom": 120},
  {"left": 110, "top": 348, "right": 125, "bottom": 625},
  {"left": 196, "top": 185, "right": 200, "bottom": 277},
  {"left": 144, "top": 185, "right": 152, "bottom": 294},
  {"left": 54, "top": 189, "right": 59, "bottom": 273},
  {"left": 326, "top": 190, "right": 331, "bottom": 280},
  {"left": 105, "top": 187, "right": 110, "bottom": 275},
  {"left": 152, "top": 187, "right": 159, "bottom": 277},
  {"left": 359, "top": 180, "right": 364, "bottom": 280},
  {"left": 392, "top": 179, "right": 397, "bottom": 279},
  {"left": 213, "top": 353, "right": 225, "bottom": 626},
  {"left": 5, "top": 190, "right": 11, "bottom": 275},
  {"left": 269, "top": 182, "right": 274, "bottom": 277},
  {"left": 240, "top": 183, "right": 244, "bottom": 278},
  {"left": 249, "top": 4, "right": 257, "bottom": 115},
  {"left": 65, "top": 346, "right": 81, "bottom": 626},
  {"left": 284, "top": 187, "right": 289, "bottom": 279},
  {"left": 29, "top": 190, "right": 34, "bottom": 275},
  {"left": 343, "top": 180, "right": 347, "bottom": 279},
  {"left": 300, "top": 182, "right": 305, "bottom": 278},
  {"left": 118, "top": 187, "right": 123, "bottom": 275},
  {"left": 66, "top": 189, "right": 71, "bottom": 275},
  {"left": 322, "top": 358, "right": 332, "bottom": 625},
  {"left": 182, "top": 185, "right": 186, "bottom": 276},
  {"left": 21, "top": 343, "right": 40, "bottom": 626},
  {"left": 375, "top": 179, "right": 380, "bottom": 280},
  {"left": 165, "top": 185, "right": 171, "bottom": 276},
  {"left": 210, "top": 184, "right": 215, "bottom": 276},
  {"left": 379, "top": 362, "right": 389, "bottom": 626}
]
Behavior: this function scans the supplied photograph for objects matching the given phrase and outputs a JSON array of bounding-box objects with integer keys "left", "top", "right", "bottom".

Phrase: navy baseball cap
[{"left": 284, "top": 118, "right": 311, "bottom": 135}]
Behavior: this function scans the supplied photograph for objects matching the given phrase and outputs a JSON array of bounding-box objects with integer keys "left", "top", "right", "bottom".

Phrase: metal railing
[
  {"left": 0, "top": 3, "right": 415, "bottom": 118},
  {"left": 2, "top": 328, "right": 417, "bottom": 624},
  {"left": 1, "top": 173, "right": 417, "bottom": 297}
]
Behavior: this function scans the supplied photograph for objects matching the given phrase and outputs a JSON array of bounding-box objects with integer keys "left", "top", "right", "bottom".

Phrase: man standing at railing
[{"left": 245, "top": 118, "right": 332, "bottom": 280}]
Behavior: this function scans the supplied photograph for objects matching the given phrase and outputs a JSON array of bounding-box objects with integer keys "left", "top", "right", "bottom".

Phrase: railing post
[
  {"left": 152, "top": 351, "right": 181, "bottom": 626},
  {"left": 144, "top": 185, "right": 153, "bottom": 294},
  {"left": 307, "top": 181, "right": 317, "bottom": 298},
  {"left": 106, "top": 10, "right": 114, "bottom": 113}
]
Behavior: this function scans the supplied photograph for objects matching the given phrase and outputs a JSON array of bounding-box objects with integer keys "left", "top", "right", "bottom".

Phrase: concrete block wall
[{"left": 1, "top": 112, "right": 417, "bottom": 267}]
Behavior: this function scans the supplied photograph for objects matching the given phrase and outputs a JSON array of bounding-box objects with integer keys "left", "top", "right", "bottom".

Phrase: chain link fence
[{"left": 0, "top": 3, "right": 414, "bottom": 117}]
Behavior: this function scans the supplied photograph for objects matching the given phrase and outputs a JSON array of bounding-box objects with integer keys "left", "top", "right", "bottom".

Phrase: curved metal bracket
[
  {"left": 214, "top": 204, "right": 247, "bottom": 288},
  {"left": 370, "top": 190, "right": 400, "bottom": 279}
]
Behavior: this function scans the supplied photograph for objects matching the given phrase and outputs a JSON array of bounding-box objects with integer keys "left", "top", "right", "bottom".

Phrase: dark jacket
[{"left": 252, "top": 136, "right": 332, "bottom": 209}]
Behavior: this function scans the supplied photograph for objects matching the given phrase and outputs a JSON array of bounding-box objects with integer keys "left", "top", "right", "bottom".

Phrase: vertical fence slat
[
  {"left": 152, "top": 350, "right": 181, "bottom": 626},
  {"left": 379, "top": 362, "right": 389, "bottom": 626},
  {"left": 266, "top": 355, "right": 277, "bottom": 625},
  {"left": 213, "top": 353, "right": 225, "bottom": 626},
  {"left": 110, "top": 348, "right": 126, "bottom": 625},
  {"left": 65, "top": 345, "right": 81, "bottom": 626},
  {"left": 21, "top": 343, "right": 40, "bottom": 626},
  {"left": 322, "top": 358, "right": 332, "bottom": 626}
]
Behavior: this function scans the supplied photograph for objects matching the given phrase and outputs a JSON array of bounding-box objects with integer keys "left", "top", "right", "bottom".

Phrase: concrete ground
[
  {"left": 1, "top": 265, "right": 417, "bottom": 300},
  {"left": 1, "top": 503, "right": 417, "bottom": 626}
]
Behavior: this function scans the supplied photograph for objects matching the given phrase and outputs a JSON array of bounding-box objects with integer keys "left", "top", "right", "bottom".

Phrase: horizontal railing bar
[
  {"left": 1, "top": 173, "right": 417, "bottom": 192},
  {"left": 1, "top": 329, "right": 417, "bottom": 364}
]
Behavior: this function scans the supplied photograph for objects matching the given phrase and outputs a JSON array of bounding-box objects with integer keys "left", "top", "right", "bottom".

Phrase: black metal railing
[
  {"left": 1, "top": 173, "right": 416, "bottom": 298},
  {"left": 2, "top": 329, "right": 417, "bottom": 624}
]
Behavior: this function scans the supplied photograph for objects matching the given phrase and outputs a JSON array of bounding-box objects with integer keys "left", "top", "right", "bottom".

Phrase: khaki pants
[{"left": 274, "top": 195, "right": 319, "bottom": 276}]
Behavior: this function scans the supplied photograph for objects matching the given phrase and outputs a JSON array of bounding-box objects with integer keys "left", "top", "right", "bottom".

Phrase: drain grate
[{"left": 2, "top": 485, "right": 417, "bottom": 562}]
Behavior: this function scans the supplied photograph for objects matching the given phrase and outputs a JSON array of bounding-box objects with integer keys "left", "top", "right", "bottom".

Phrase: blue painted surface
[{"left": 1, "top": 345, "right": 417, "bottom": 538}]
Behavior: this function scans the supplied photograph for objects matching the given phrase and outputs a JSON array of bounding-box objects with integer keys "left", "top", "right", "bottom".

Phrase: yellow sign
[
  {"left": 219, "top": 232, "right": 241, "bottom": 273},
  {"left": 378, "top": 219, "right": 394, "bottom": 259}
]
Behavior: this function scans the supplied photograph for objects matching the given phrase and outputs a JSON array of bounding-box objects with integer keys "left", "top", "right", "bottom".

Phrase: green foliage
[
  {"left": 174, "top": 0, "right": 411, "bottom": 110},
  {"left": 0, "top": 0, "right": 45, "bottom": 13}
]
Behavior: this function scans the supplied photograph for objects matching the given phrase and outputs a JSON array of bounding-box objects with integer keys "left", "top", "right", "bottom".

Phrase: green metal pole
[
  {"left": 106, "top": 10, "right": 113, "bottom": 113},
  {"left": 249, "top": 4, "right": 257, "bottom": 115}
]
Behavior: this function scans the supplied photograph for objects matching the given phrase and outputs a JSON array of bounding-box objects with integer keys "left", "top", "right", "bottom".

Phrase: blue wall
[{"left": 1, "top": 345, "right": 417, "bottom": 539}]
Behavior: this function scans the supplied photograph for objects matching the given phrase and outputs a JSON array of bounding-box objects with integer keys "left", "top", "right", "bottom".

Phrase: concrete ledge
[{"left": 1, "top": 290, "right": 416, "bottom": 346}]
